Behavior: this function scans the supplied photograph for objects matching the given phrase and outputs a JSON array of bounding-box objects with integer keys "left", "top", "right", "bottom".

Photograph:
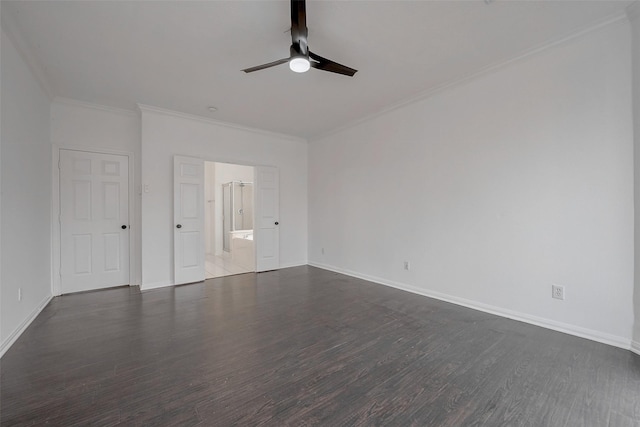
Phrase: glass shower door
[{"left": 233, "top": 182, "right": 254, "bottom": 230}]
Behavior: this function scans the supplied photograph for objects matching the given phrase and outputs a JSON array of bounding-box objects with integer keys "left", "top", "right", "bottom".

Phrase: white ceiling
[{"left": 2, "top": 1, "right": 634, "bottom": 139}]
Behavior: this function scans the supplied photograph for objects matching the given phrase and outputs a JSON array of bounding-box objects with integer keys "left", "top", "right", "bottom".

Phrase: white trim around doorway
[{"left": 51, "top": 145, "right": 137, "bottom": 296}]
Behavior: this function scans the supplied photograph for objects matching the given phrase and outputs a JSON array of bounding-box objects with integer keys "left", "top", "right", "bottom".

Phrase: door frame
[
  {"left": 52, "top": 145, "right": 136, "bottom": 296},
  {"left": 196, "top": 156, "right": 278, "bottom": 275}
]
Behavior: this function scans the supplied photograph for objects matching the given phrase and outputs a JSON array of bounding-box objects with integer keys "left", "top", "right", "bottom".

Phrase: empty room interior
[{"left": 2, "top": 0, "right": 640, "bottom": 425}]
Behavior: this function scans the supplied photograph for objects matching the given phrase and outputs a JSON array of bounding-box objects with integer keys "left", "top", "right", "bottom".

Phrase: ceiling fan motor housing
[{"left": 290, "top": 42, "right": 308, "bottom": 59}]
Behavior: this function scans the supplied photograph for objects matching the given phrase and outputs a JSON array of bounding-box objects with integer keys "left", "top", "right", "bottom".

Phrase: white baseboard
[
  {"left": 631, "top": 341, "right": 640, "bottom": 356},
  {"left": 0, "top": 294, "right": 53, "bottom": 358},
  {"left": 308, "top": 261, "right": 632, "bottom": 351},
  {"left": 279, "top": 260, "right": 308, "bottom": 269},
  {"left": 140, "top": 280, "right": 175, "bottom": 291}
]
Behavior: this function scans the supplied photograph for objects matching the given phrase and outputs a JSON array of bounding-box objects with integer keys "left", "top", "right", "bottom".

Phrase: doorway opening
[{"left": 204, "top": 161, "right": 256, "bottom": 278}]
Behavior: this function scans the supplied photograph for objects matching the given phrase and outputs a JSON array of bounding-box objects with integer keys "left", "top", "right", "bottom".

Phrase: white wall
[
  {"left": 140, "top": 107, "right": 308, "bottom": 289},
  {"left": 629, "top": 3, "right": 640, "bottom": 351},
  {"left": 214, "top": 162, "right": 254, "bottom": 255},
  {"left": 309, "top": 21, "right": 634, "bottom": 348},
  {"left": 1, "top": 28, "right": 52, "bottom": 353},
  {"left": 50, "top": 99, "right": 142, "bottom": 286}
]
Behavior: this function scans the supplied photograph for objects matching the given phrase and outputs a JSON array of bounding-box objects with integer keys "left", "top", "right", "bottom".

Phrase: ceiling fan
[{"left": 242, "top": 0, "right": 357, "bottom": 77}]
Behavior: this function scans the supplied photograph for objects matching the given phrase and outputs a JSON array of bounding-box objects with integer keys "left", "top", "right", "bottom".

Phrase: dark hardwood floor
[{"left": 1, "top": 266, "right": 639, "bottom": 426}]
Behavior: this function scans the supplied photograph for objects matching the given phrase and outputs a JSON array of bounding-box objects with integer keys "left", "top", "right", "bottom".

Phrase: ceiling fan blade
[
  {"left": 309, "top": 51, "right": 357, "bottom": 77},
  {"left": 290, "top": 0, "right": 308, "bottom": 45},
  {"left": 242, "top": 58, "right": 290, "bottom": 73}
]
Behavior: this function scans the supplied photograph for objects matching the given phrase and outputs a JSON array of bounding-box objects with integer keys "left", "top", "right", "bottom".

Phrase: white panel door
[
  {"left": 60, "top": 150, "right": 129, "bottom": 293},
  {"left": 255, "top": 166, "right": 280, "bottom": 272},
  {"left": 174, "top": 156, "right": 205, "bottom": 285}
]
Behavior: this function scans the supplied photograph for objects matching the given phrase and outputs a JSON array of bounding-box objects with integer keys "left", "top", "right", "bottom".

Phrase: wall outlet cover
[{"left": 552, "top": 285, "right": 564, "bottom": 300}]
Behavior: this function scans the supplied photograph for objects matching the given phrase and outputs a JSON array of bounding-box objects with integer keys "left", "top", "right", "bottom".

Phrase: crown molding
[
  {"left": 53, "top": 97, "right": 139, "bottom": 117},
  {"left": 137, "top": 104, "right": 307, "bottom": 144},
  {"left": 310, "top": 11, "right": 628, "bottom": 142},
  {"left": 627, "top": 1, "right": 640, "bottom": 22},
  {"left": 1, "top": 9, "right": 55, "bottom": 100}
]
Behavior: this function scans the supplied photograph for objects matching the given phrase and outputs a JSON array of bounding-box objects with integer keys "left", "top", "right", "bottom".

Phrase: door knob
[
  {"left": 274, "top": 221, "right": 279, "bottom": 225},
  {"left": 176, "top": 224, "right": 182, "bottom": 229},
  {"left": 121, "top": 225, "right": 127, "bottom": 229}
]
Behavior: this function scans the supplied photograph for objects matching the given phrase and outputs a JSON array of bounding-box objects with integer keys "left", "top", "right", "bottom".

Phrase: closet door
[{"left": 60, "top": 149, "right": 129, "bottom": 293}]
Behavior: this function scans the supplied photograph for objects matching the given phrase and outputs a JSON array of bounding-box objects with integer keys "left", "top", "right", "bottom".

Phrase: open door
[
  {"left": 174, "top": 156, "right": 205, "bottom": 285},
  {"left": 255, "top": 166, "right": 280, "bottom": 272}
]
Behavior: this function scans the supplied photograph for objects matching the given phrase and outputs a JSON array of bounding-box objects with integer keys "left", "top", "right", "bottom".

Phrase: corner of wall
[
  {"left": 1, "top": 20, "right": 53, "bottom": 357},
  {"left": 0, "top": 294, "right": 52, "bottom": 358},
  {"left": 0, "top": 10, "right": 55, "bottom": 100}
]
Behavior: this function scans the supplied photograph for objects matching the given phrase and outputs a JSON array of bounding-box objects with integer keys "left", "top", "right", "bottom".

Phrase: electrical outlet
[
  {"left": 18, "top": 288, "right": 22, "bottom": 302},
  {"left": 552, "top": 285, "right": 564, "bottom": 300},
  {"left": 404, "top": 261, "right": 410, "bottom": 271}
]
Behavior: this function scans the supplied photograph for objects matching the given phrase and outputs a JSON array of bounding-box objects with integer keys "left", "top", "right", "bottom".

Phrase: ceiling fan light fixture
[
  {"left": 241, "top": 0, "right": 357, "bottom": 76},
  {"left": 289, "top": 56, "right": 310, "bottom": 73}
]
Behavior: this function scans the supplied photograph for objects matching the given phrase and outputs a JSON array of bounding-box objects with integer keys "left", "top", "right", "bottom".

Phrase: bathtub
[{"left": 230, "top": 230, "right": 255, "bottom": 270}]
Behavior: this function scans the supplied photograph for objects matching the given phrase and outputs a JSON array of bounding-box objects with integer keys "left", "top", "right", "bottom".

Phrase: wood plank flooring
[{"left": 1, "top": 266, "right": 639, "bottom": 426}]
